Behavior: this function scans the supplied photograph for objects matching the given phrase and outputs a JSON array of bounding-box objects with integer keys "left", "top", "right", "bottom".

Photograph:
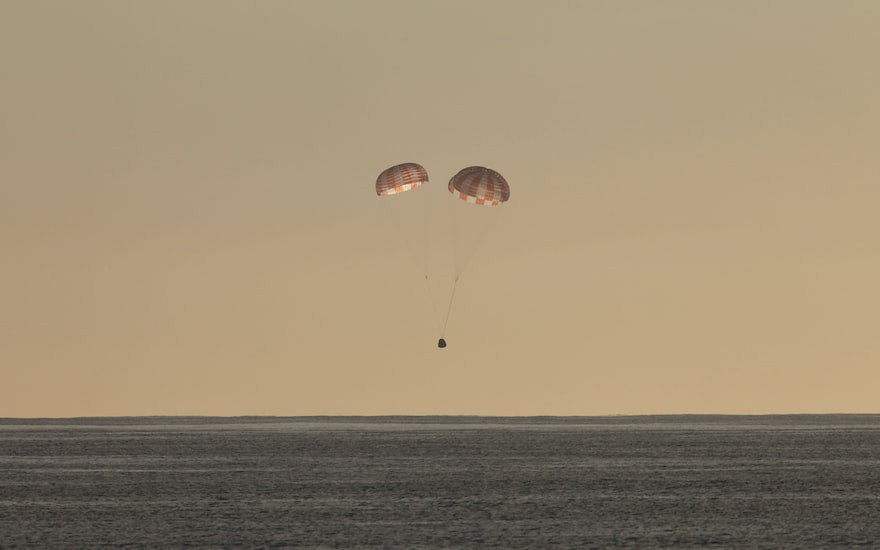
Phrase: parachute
[
  {"left": 441, "top": 166, "right": 509, "bottom": 345},
  {"left": 376, "top": 163, "right": 510, "bottom": 348},
  {"left": 376, "top": 162, "right": 429, "bottom": 196},
  {"left": 448, "top": 166, "right": 511, "bottom": 206},
  {"left": 375, "top": 163, "right": 432, "bottom": 277}
]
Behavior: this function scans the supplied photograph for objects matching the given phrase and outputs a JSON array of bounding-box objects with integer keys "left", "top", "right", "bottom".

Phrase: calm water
[{"left": 1, "top": 415, "right": 879, "bottom": 548}]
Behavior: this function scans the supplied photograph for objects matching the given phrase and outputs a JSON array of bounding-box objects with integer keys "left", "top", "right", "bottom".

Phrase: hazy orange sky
[{"left": 3, "top": 1, "right": 879, "bottom": 417}]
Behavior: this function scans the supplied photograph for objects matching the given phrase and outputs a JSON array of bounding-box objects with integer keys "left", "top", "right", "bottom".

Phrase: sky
[{"left": 2, "top": 0, "right": 879, "bottom": 417}]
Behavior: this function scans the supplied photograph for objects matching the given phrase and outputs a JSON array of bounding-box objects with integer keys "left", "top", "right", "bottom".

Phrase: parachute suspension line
[
  {"left": 420, "top": 181, "right": 431, "bottom": 278},
  {"left": 441, "top": 275, "right": 461, "bottom": 336},
  {"left": 424, "top": 273, "right": 442, "bottom": 334},
  {"left": 410, "top": 183, "right": 431, "bottom": 279},
  {"left": 417, "top": 187, "right": 441, "bottom": 333}
]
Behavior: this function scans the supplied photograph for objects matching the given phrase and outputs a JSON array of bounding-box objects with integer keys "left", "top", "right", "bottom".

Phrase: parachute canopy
[
  {"left": 376, "top": 163, "right": 429, "bottom": 196},
  {"left": 448, "top": 166, "right": 510, "bottom": 206}
]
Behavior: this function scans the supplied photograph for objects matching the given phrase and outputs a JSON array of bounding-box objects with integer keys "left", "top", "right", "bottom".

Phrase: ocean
[{"left": 1, "top": 415, "right": 879, "bottom": 548}]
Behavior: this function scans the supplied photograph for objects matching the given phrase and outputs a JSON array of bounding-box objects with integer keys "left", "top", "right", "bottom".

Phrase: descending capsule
[
  {"left": 437, "top": 338, "right": 447, "bottom": 349},
  {"left": 376, "top": 163, "right": 429, "bottom": 196},
  {"left": 448, "top": 166, "right": 510, "bottom": 206}
]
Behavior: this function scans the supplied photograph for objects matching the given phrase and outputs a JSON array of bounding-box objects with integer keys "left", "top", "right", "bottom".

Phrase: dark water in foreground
[{"left": 1, "top": 415, "right": 879, "bottom": 548}]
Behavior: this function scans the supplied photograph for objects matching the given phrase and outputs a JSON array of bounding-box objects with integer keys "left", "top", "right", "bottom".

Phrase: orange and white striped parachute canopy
[
  {"left": 375, "top": 163, "right": 429, "bottom": 196},
  {"left": 448, "top": 166, "right": 510, "bottom": 206}
]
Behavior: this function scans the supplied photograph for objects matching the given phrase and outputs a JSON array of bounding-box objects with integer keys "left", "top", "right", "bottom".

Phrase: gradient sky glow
[{"left": 2, "top": 1, "right": 879, "bottom": 416}]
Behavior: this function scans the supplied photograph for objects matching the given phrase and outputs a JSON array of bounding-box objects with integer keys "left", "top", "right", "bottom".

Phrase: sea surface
[{"left": 1, "top": 415, "right": 879, "bottom": 548}]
